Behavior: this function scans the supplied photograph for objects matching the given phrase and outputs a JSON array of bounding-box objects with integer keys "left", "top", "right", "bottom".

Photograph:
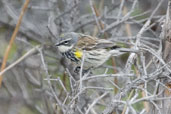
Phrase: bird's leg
[
  {"left": 82, "top": 68, "right": 91, "bottom": 75},
  {"left": 74, "top": 66, "right": 81, "bottom": 74},
  {"left": 74, "top": 66, "right": 92, "bottom": 76}
]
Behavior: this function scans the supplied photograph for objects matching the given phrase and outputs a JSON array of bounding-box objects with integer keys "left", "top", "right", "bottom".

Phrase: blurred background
[{"left": 0, "top": 0, "right": 169, "bottom": 114}]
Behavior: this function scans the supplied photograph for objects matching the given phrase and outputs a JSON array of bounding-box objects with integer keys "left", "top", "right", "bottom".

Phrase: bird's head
[{"left": 55, "top": 32, "right": 79, "bottom": 53}]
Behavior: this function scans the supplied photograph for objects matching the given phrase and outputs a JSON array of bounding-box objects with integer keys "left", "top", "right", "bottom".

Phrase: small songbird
[{"left": 55, "top": 32, "right": 135, "bottom": 72}]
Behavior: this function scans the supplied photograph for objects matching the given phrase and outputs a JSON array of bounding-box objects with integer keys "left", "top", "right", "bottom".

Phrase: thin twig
[
  {"left": 0, "top": 0, "right": 30, "bottom": 87},
  {"left": 85, "top": 92, "right": 109, "bottom": 114},
  {"left": 0, "top": 46, "right": 40, "bottom": 76}
]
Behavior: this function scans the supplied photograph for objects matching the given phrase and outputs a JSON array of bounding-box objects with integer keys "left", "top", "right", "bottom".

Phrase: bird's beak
[{"left": 55, "top": 42, "right": 61, "bottom": 47}]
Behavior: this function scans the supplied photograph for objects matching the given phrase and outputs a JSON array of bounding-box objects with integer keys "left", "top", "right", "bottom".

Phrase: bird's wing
[
  {"left": 95, "top": 39, "right": 119, "bottom": 49},
  {"left": 76, "top": 34, "right": 119, "bottom": 50},
  {"left": 75, "top": 34, "right": 98, "bottom": 50}
]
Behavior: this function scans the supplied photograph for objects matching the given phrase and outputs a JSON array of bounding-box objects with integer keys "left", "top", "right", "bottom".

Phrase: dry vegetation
[{"left": 0, "top": 0, "right": 171, "bottom": 114}]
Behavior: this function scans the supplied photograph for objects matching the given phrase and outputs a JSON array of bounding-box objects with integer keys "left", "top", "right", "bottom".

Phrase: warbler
[{"left": 55, "top": 32, "right": 135, "bottom": 71}]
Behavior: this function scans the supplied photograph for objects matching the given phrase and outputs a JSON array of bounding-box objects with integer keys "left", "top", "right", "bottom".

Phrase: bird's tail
[
  {"left": 109, "top": 47, "right": 138, "bottom": 56},
  {"left": 118, "top": 48, "right": 138, "bottom": 53}
]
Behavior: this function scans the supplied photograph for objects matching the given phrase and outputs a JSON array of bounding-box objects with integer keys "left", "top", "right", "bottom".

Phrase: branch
[
  {"left": 0, "top": 0, "right": 30, "bottom": 87},
  {"left": 0, "top": 46, "right": 40, "bottom": 76}
]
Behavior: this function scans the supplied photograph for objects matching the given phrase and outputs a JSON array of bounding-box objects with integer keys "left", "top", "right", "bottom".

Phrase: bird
[{"left": 55, "top": 32, "right": 136, "bottom": 73}]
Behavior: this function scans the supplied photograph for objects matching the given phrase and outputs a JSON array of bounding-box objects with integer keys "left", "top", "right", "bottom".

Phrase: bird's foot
[
  {"left": 74, "top": 66, "right": 91, "bottom": 75},
  {"left": 74, "top": 66, "right": 81, "bottom": 74}
]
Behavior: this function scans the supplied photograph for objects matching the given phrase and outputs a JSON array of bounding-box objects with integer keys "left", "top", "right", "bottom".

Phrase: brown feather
[
  {"left": 75, "top": 35, "right": 117, "bottom": 50},
  {"left": 76, "top": 35, "right": 98, "bottom": 50}
]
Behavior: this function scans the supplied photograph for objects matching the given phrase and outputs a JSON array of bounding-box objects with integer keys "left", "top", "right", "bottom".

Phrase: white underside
[
  {"left": 58, "top": 46, "right": 123, "bottom": 68},
  {"left": 83, "top": 49, "right": 111, "bottom": 68}
]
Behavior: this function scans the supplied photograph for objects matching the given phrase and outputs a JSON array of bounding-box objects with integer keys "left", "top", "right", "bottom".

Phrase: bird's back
[{"left": 75, "top": 34, "right": 118, "bottom": 50}]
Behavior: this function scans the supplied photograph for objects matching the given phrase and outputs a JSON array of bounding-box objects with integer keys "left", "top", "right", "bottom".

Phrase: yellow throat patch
[{"left": 74, "top": 50, "right": 83, "bottom": 58}]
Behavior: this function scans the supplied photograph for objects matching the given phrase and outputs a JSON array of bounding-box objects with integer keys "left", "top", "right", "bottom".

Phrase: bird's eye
[{"left": 63, "top": 41, "right": 69, "bottom": 45}]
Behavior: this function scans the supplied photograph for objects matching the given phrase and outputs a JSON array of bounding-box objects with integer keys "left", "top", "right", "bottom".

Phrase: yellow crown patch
[{"left": 60, "top": 33, "right": 65, "bottom": 38}]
